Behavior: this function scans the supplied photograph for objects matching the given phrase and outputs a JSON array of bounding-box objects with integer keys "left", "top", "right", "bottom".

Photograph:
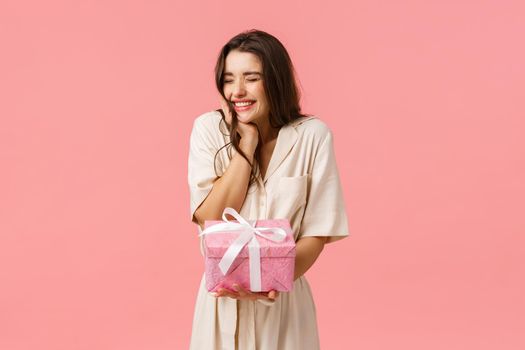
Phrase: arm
[
  {"left": 294, "top": 236, "right": 328, "bottom": 280},
  {"left": 193, "top": 140, "right": 255, "bottom": 230}
]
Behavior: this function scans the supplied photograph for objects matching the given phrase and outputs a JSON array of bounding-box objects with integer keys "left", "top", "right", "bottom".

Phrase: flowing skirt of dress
[{"left": 189, "top": 273, "right": 321, "bottom": 350}]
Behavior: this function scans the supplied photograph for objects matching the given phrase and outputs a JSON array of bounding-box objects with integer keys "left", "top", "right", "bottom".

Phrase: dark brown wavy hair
[{"left": 213, "top": 29, "right": 312, "bottom": 186}]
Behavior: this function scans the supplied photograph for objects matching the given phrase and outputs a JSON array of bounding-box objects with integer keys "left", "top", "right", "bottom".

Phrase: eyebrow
[{"left": 223, "top": 71, "right": 262, "bottom": 76}]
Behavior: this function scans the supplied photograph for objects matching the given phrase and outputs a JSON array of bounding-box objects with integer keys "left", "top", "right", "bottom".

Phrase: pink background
[{"left": 1, "top": 1, "right": 524, "bottom": 349}]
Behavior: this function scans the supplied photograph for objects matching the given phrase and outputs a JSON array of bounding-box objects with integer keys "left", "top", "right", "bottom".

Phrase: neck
[{"left": 255, "top": 118, "right": 280, "bottom": 145}]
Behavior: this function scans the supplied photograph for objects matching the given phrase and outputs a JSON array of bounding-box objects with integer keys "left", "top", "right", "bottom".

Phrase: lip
[
  {"left": 232, "top": 99, "right": 255, "bottom": 103},
  {"left": 232, "top": 100, "right": 256, "bottom": 112}
]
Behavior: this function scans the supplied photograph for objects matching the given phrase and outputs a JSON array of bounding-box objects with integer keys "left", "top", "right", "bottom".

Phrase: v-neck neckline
[{"left": 259, "top": 123, "right": 297, "bottom": 185}]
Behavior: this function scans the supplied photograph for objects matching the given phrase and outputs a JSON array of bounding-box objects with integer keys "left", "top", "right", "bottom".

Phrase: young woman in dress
[{"left": 188, "top": 29, "right": 349, "bottom": 350}]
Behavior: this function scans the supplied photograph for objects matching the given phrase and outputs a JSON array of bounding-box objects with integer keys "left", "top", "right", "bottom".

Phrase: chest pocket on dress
[{"left": 275, "top": 174, "right": 308, "bottom": 222}]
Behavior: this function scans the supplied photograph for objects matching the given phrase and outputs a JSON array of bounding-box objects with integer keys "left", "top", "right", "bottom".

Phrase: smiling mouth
[
  {"left": 232, "top": 100, "right": 256, "bottom": 112},
  {"left": 232, "top": 100, "right": 256, "bottom": 107}
]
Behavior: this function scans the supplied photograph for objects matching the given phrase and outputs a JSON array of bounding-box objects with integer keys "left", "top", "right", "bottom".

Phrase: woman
[{"left": 188, "top": 29, "right": 349, "bottom": 350}]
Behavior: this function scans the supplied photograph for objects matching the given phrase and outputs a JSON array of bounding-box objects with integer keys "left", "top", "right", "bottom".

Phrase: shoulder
[
  {"left": 189, "top": 110, "right": 225, "bottom": 148},
  {"left": 192, "top": 109, "right": 222, "bottom": 131},
  {"left": 292, "top": 115, "right": 333, "bottom": 145}
]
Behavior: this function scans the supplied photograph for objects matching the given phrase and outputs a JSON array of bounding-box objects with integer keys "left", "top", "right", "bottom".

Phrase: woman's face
[{"left": 222, "top": 50, "right": 270, "bottom": 125}]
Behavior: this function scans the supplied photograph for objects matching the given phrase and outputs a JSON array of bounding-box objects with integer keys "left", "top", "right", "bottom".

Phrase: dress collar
[{"left": 262, "top": 115, "right": 317, "bottom": 183}]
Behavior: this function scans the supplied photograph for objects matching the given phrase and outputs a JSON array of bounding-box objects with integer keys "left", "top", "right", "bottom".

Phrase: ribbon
[{"left": 198, "top": 207, "right": 287, "bottom": 291}]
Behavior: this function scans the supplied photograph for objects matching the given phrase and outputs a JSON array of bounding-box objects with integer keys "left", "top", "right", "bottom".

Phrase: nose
[{"left": 232, "top": 80, "right": 247, "bottom": 97}]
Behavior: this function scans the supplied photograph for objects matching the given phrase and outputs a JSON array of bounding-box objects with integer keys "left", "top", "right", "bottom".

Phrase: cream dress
[{"left": 187, "top": 110, "right": 350, "bottom": 350}]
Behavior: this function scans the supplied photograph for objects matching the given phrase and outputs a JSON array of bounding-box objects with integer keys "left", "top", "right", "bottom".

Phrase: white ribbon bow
[{"left": 198, "top": 207, "right": 287, "bottom": 292}]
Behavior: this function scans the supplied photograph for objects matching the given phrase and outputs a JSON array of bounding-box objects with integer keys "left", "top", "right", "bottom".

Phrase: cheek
[{"left": 254, "top": 86, "right": 267, "bottom": 102}]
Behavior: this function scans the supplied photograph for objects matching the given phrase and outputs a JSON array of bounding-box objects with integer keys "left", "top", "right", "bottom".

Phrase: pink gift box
[{"left": 203, "top": 218, "right": 296, "bottom": 293}]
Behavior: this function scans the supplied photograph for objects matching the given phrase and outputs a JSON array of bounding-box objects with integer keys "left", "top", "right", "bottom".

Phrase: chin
[{"left": 237, "top": 113, "right": 257, "bottom": 124}]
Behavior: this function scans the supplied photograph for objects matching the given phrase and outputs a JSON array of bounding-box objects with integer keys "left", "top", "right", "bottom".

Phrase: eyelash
[{"left": 224, "top": 78, "right": 260, "bottom": 84}]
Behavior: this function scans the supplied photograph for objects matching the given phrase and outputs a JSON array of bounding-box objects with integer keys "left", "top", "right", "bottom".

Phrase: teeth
[{"left": 234, "top": 101, "right": 255, "bottom": 107}]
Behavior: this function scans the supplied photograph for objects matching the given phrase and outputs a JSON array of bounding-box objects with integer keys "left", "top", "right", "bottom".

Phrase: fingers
[
  {"left": 234, "top": 284, "right": 271, "bottom": 301},
  {"left": 267, "top": 290, "right": 279, "bottom": 300},
  {"left": 212, "top": 285, "right": 280, "bottom": 302},
  {"left": 232, "top": 284, "right": 249, "bottom": 297},
  {"left": 233, "top": 284, "right": 261, "bottom": 301},
  {"left": 213, "top": 285, "right": 252, "bottom": 300},
  {"left": 215, "top": 288, "right": 239, "bottom": 299}
]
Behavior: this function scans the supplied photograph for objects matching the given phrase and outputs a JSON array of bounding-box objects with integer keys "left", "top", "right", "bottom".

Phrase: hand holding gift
[
  {"left": 213, "top": 283, "right": 279, "bottom": 301},
  {"left": 199, "top": 207, "right": 296, "bottom": 297}
]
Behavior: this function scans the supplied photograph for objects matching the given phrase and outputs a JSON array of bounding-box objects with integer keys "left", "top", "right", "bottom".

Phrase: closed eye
[{"left": 223, "top": 78, "right": 260, "bottom": 84}]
